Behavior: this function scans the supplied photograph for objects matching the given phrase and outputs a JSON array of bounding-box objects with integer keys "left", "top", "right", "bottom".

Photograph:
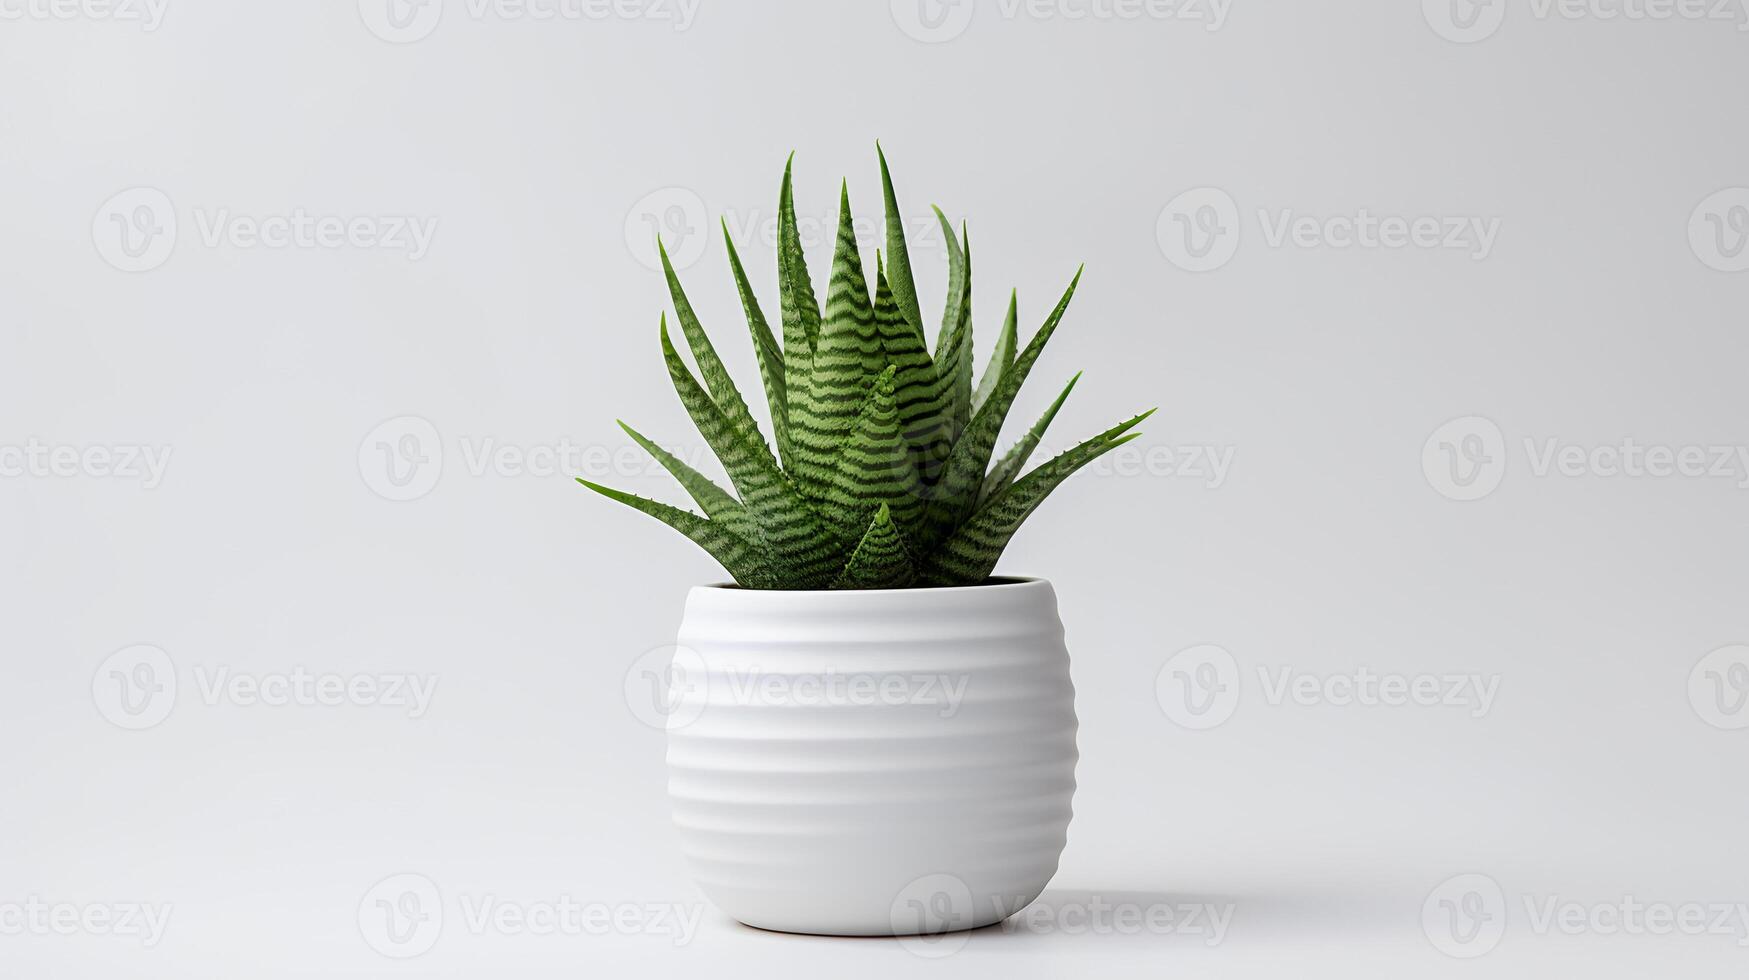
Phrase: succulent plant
[{"left": 580, "top": 148, "right": 1153, "bottom": 590}]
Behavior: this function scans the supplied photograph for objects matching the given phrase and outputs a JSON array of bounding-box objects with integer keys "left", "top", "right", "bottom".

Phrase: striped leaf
[
  {"left": 790, "top": 182, "right": 883, "bottom": 510},
  {"left": 832, "top": 502, "right": 916, "bottom": 590},
  {"left": 659, "top": 239, "right": 767, "bottom": 455},
  {"left": 616, "top": 419, "right": 750, "bottom": 533},
  {"left": 918, "top": 409, "right": 1155, "bottom": 585},
  {"left": 722, "top": 225, "right": 791, "bottom": 469},
  {"left": 823, "top": 365, "right": 924, "bottom": 546},
  {"left": 873, "top": 260, "right": 949, "bottom": 494},
  {"left": 980, "top": 372, "right": 1079, "bottom": 504},
  {"left": 877, "top": 143, "right": 925, "bottom": 341},
  {"left": 778, "top": 154, "right": 820, "bottom": 415},
  {"left": 922, "top": 267, "right": 1082, "bottom": 544},
  {"left": 931, "top": 209, "right": 975, "bottom": 437},
  {"left": 576, "top": 479, "right": 774, "bottom": 588},
  {"left": 659, "top": 316, "right": 843, "bottom": 588},
  {"left": 973, "top": 289, "right": 1018, "bottom": 414}
]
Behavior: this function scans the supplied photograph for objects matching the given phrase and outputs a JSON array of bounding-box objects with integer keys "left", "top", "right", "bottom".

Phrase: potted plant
[{"left": 583, "top": 148, "right": 1152, "bottom": 937}]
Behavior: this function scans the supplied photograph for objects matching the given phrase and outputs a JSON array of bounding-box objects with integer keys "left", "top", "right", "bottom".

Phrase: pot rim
[{"left": 696, "top": 575, "right": 1049, "bottom": 598}]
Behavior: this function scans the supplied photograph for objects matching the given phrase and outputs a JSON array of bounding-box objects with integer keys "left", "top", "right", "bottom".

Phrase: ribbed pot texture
[{"left": 667, "top": 577, "right": 1078, "bottom": 936}]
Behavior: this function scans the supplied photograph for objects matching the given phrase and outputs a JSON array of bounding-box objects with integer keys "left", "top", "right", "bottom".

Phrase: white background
[{"left": 2, "top": 0, "right": 1747, "bottom": 976}]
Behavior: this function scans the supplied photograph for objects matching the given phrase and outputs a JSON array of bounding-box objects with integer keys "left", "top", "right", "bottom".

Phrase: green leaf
[
  {"left": 873, "top": 260, "right": 949, "bottom": 493},
  {"left": 778, "top": 153, "right": 820, "bottom": 416},
  {"left": 980, "top": 371, "right": 1079, "bottom": 504},
  {"left": 816, "top": 365, "right": 924, "bottom": 547},
  {"left": 658, "top": 238, "right": 767, "bottom": 456},
  {"left": 722, "top": 224, "right": 791, "bottom": 469},
  {"left": 921, "top": 267, "right": 1082, "bottom": 546},
  {"left": 877, "top": 143, "right": 925, "bottom": 341},
  {"left": 576, "top": 479, "right": 773, "bottom": 587},
  {"left": 659, "top": 316, "right": 843, "bottom": 588},
  {"left": 832, "top": 502, "right": 916, "bottom": 589},
  {"left": 616, "top": 419, "right": 745, "bottom": 521},
  {"left": 790, "top": 182, "right": 882, "bottom": 510},
  {"left": 930, "top": 210, "right": 974, "bottom": 438},
  {"left": 918, "top": 409, "right": 1155, "bottom": 585},
  {"left": 972, "top": 289, "right": 1018, "bottom": 414}
]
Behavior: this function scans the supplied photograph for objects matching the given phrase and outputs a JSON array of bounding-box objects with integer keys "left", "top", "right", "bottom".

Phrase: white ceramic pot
[{"left": 666, "top": 577, "right": 1078, "bottom": 937}]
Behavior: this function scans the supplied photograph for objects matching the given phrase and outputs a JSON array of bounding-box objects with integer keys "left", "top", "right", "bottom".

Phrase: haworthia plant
[{"left": 581, "top": 148, "right": 1154, "bottom": 589}]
